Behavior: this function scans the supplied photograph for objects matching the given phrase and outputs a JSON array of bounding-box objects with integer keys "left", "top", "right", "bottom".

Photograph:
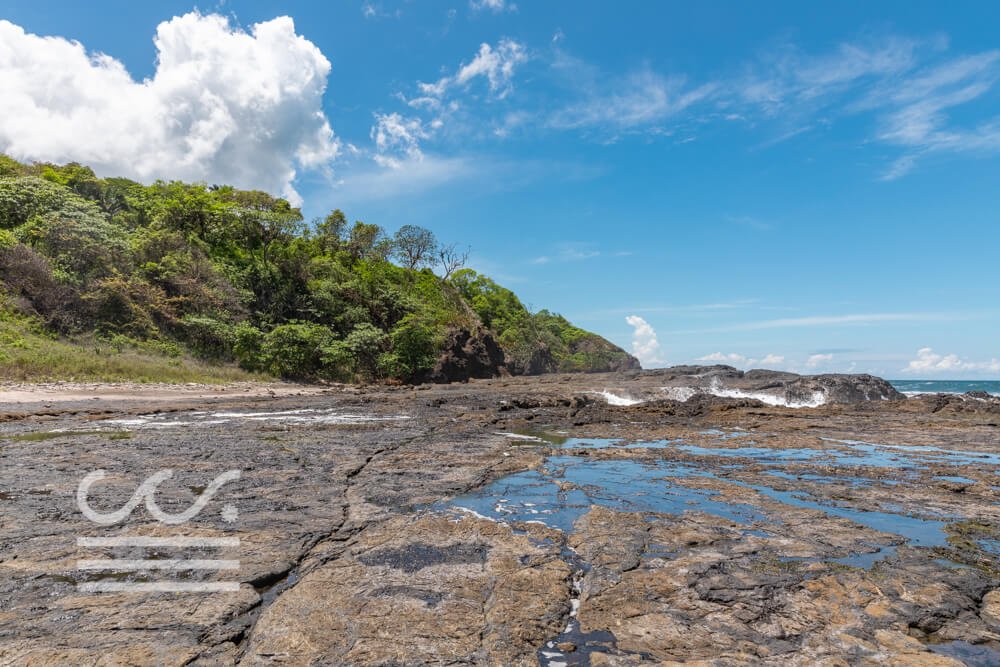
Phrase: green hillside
[{"left": 0, "top": 156, "right": 638, "bottom": 383}]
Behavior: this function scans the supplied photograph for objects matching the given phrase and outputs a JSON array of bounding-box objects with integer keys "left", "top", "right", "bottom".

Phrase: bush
[
  {"left": 383, "top": 315, "right": 438, "bottom": 381},
  {"left": 81, "top": 276, "right": 174, "bottom": 337},
  {"left": 260, "top": 321, "right": 336, "bottom": 379},
  {"left": 0, "top": 176, "right": 97, "bottom": 228},
  {"left": 323, "top": 322, "right": 388, "bottom": 381},
  {"left": 18, "top": 205, "right": 128, "bottom": 282},
  {"left": 233, "top": 322, "right": 265, "bottom": 371},
  {"left": 181, "top": 315, "right": 235, "bottom": 360},
  {"left": 0, "top": 244, "right": 80, "bottom": 330}
]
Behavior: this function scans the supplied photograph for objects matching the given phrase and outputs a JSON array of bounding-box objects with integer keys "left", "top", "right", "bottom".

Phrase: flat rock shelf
[{"left": 1, "top": 370, "right": 998, "bottom": 665}]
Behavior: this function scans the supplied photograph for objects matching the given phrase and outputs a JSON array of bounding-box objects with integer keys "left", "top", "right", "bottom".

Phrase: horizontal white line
[
  {"left": 77, "top": 559, "right": 239, "bottom": 570},
  {"left": 77, "top": 536, "right": 239, "bottom": 548},
  {"left": 77, "top": 581, "right": 241, "bottom": 593}
]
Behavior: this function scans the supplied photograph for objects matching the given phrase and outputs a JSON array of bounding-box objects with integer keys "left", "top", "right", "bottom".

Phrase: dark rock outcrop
[
  {"left": 426, "top": 327, "right": 507, "bottom": 383},
  {"left": 650, "top": 365, "right": 903, "bottom": 405}
]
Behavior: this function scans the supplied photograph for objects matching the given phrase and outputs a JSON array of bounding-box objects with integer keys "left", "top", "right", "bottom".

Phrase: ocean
[{"left": 889, "top": 380, "right": 1000, "bottom": 396}]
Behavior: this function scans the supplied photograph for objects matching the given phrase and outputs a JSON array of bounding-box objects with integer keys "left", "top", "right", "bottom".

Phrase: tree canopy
[{"left": 0, "top": 155, "right": 637, "bottom": 382}]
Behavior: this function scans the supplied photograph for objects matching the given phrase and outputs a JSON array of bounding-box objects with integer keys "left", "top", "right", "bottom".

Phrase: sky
[{"left": 1, "top": 1, "right": 999, "bottom": 378}]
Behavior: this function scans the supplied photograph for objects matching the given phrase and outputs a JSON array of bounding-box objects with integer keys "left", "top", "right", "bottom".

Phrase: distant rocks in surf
[
  {"left": 587, "top": 365, "right": 903, "bottom": 408},
  {"left": 662, "top": 365, "right": 902, "bottom": 406}
]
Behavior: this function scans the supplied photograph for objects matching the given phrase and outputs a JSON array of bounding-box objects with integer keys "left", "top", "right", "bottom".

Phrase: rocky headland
[{"left": 0, "top": 367, "right": 998, "bottom": 665}]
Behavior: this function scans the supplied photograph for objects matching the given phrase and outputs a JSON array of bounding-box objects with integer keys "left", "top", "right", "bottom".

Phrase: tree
[
  {"left": 346, "top": 221, "right": 391, "bottom": 262},
  {"left": 436, "top": 243, "right": 469, "bottom": 279},
  {"left": 392, "top": 224, "right": 437, "bottom": 270},
  {"left": 316, "top": 209, "right": 347, "bottom": 253}
]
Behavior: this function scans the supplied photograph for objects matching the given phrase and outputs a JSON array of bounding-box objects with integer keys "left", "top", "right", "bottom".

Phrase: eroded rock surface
[{"left": 0, "top": 370, "right": 997, "bottom": 665}]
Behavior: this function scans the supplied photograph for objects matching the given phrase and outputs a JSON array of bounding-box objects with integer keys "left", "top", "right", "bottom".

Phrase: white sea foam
[
  {"left": 661, "top": 386, "right": 698, "bottom": 402},
  {"left": 706, "top": 381, "right": 827, "bottom": 408},
  {"left": 589, "top": 390, "right": 644, "bottom": 406},
  {"left": 660, "top": 381, "right": 827, "bottom": 408}
]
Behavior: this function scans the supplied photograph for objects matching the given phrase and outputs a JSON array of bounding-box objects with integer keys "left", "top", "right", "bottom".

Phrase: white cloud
[
  {"left": 676, "top": 311, "right": 958, "bottom": 334},
  {"left": 470, "top": 0, "right": 516, "bottom": 13},
  {"left": 0, "top": 13, "right": 339, "bottom": 205},
  {"left": 420, "top": 39, "right": 528, "bottom": 100},
  {"left": 697, "top": 352, "right": 748, "bottom": 365},
  {"left": 696, "top": 352, "right": 785, "bottom": 369},
  {"left": 370, "top": 112, "right": 432, "bottom": 168},
  {"left": 325, "top": 154, "right": 475, "bottom": 204},
  {"left": 806, "top": 353, "right": 834, "bottom": 369},
  {"left": 551, "top": 68, "right": 716, "bottom": 131},
  {"left": 625, "top": 315, "right": 663, "bottom": 367},
  {"left": 368, "top": 38, "right": 528, "bottom": 173},
  {"left": 904, "top": 347, "right": 1000, "bottom": 374}
]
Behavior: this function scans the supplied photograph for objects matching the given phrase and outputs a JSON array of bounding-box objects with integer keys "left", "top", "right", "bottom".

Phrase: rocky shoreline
[{"left": 0, "top": 368, "right": 998, "bottom": 665}]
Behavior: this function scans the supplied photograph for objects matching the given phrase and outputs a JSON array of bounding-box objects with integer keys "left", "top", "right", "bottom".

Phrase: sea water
[{"left": 890, "top": 379, "right": 1000, "bottom": 396}]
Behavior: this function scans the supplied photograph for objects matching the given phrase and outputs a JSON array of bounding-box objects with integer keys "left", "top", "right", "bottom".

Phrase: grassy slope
[{"left": 0, "top": 311, "right": 260, "bottom": 384}]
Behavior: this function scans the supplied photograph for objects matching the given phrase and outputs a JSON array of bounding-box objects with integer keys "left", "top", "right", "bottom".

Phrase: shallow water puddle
[
  {"left": 443, "top": 456, "right": 766, "bottom": 532},
  {"left": 822, "top": 438, "right": 1000, "bottom": 467},
  {"left": 741, "top": 481, "right": 950, "bottom": 547},
  {"left": 444, "top": 451, "right": 957, "bottom": 569}
]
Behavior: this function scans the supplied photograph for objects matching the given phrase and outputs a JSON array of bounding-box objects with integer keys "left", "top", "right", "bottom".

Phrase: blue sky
[{"left": 2, "top": 1, "right": 999, "bottom": 377}]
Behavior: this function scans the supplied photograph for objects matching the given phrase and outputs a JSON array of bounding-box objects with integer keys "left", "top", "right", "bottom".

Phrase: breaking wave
[
  {"left": 588, "top": 390, "right": 644, "bottom": 406},
  {"left": 660, "top": 381, "right": 827, "bottom": 408}
]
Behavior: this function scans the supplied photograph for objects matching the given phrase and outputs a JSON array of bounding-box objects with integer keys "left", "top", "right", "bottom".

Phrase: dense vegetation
[{"left": 0, "top": 155, "right": 636, "bottom": 383}]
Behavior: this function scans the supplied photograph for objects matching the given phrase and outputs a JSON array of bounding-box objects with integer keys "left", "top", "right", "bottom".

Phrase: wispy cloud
[
  {"left": 542, "top": 32, "right": 1000, "bottom": 177},
  {"left": 469, "top": 0, "right": 517, "bottom": 13},
  {"left": 366, "top": 38, "right": 529, "bottom": 172},
  {"left": 418, "top": 38, "right": 528, "bottom": 100},
  {"left": 530, "top": 242, "right": 601, "bottom": 264},
  {"left": 361, "top": 2, "right": 401, "bottom": 19},
  {"left": 549, "top": 67, "right": 717, "bottom": 132},
  {"left": 674, "top": 311, "right": 963, "bottom": 334}
]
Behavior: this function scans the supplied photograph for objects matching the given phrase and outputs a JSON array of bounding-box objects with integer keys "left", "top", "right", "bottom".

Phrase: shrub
[
  {"left": 181, "top": 315, "right": 235, "bottom": 360},
  {"left": 0, "top": 244, "right": 80, "bottom": 330},
  {"left": 323, "top": 322, "right": 389, "bottom": 381},
  {"left": 0, "top": 176, "right": 98, "bottom": 228},
  {"left": 233, "top": 322, "right": 265, "bottom": 371},
  {"left": 260, "top": 321, "right": 336, "bottom": 379},
  {"left": 384, "top": 315, "right": 438, "bottom": 381},
  {"left": 81, "top": 276, "right": 174, "bottom": 337}
]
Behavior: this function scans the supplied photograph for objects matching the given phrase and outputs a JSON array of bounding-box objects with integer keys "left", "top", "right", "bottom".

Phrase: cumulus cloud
[
  {"left": 806, "top": 353, "right": 834, "bottom": 369},
  {"left": 0, "top": 13, "right": 338, "bottom": 205},
  {"left": 625, "top": 315, "right": 663, "bottom": 367},
  {"left": 904, "top": 348, "right": 1000, "bottom": 374},
  {"left": 696, "top": 352, "right": 785, "bottom": 369},
  {"left": 697, "top": 352, "right": 748, "bottom": 365}
]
